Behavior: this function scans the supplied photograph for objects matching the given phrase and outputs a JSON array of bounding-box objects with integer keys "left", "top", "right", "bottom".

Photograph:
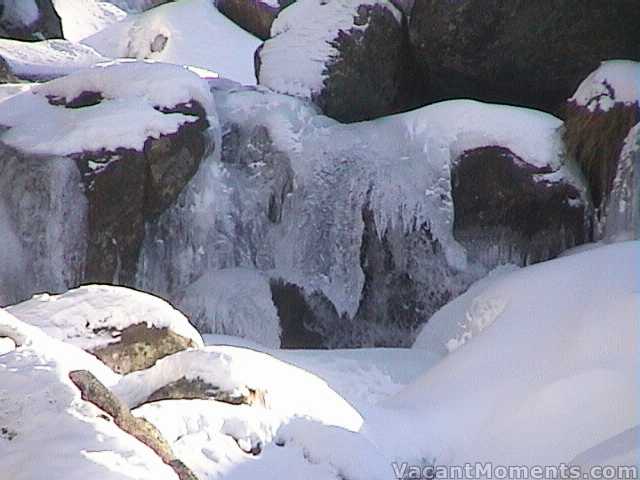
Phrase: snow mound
[
  {"left": 0, "top": 39, "right": 108, "bottom": 80},
  {"left": 177, "top": 268, "right": 281, "bottom": 349},
  {"left": 259, "top": 0, "right": 401, "bottom": 98},
  {"left": 0, "top": 60, "right": 215, "bottom": 156},
  {"left": 0, "top": 310, "right": 178, "bottom": 480},
  {"left": 7, "top": 284, "right": 204, "bottom": 351},
  {"left": 570, "top": 60, "right": 640, "bottom": 112},
  {"left": 396, "top": 241, "right": 639, "bottom": 465},
  {"left": 113, "top": 346, "right": 364, "bottom": 432},
  {"left": 52, "top": 0, "right": 127, "bottom": 41},
  {"left": 84, "top": 0, "right": 261, "bottom": 85}
]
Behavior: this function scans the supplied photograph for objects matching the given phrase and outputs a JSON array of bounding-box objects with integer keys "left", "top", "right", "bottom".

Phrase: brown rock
[{"left": 90, "top": 324, "right": 198, "bottom": 374}]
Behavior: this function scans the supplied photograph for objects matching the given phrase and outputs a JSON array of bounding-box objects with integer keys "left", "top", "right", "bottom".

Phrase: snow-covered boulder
[
  {"left": 257, "top": 0, "right": 413, "bottom": 122},
  {"left": 51, "top": 0, "right": 127, "bottom": 41},
  {"left": 0, "top": 310, "right": 182, "bottom": 480},
  {"left": 7, "top": 285, "right": 204, "bottom": 374},
  {"left": 113, "top": 346, "right": 364, "bottom": 432},
  {"left": 409, "top": 1, "right": 640, "bottom": 113},
  {"left": 216, "top": 0, "right": 295, "bottom": 40},
  {"left": 0, "top": 38, "right": 108, "bottom": 81},
  {"left": 565, "top": 61, "right": 640, "bottom": 239},
  {"left": 405, "top": 241, "right": 639, "bottom": 465},
  {"left": 0, "top": 61, "right": 216, "bottom": 302},
  {"left": 0, "top": 0, "right": 62, "bottom": 41},
  {"left": 84, "top": 0, "right": 261, "bottom": 85}
]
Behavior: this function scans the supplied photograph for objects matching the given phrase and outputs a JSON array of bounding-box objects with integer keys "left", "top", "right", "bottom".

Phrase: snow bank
[
  {"left": 393, "top": 241, "right": 639, "bottom": 465},
  {"left": 0, "top": 39, "right": 108, "bottom": 80},
  {"left": 259, "top": 0, "right": 401, "bottom": 98},
  {"left": 177, "top": 268, "right": 281, "bottom": 348},
  {"left": 570, "top": 60, "right": 640, "bottom": 112},
  {"left": 7, "top": 285, "right": 204, "bottom": 351},
  {"left": 113, "top": 346, "right": 364, "bottom": 432},
  {"left": 0, "top": 60, "right": 215, "bottom": 156},
  {"left": 0, "top": 310, "right": 178, "bottom": 480},
  {"left": 84, "top": 0, "right": 261, "bottom": 84}
]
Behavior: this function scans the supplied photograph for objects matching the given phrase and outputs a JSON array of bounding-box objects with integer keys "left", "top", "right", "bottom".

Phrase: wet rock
[
  {"left": 217, "top": 0, "right": 295, "bottom": 40},
  {"left": 409, "top": 0, "right": 640, "bottom": 114}
]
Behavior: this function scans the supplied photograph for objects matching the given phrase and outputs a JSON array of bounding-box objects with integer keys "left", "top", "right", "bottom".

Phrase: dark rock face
[
  {"left": 409, "top": 0, "right": 640, "bottom": 114},
  {"left": 564, "top": 102, "right": 640, "bottom": 221},
  {"left": 452, "top": 146, "right": 588, "bottom": 266},
  {"left": 0, "top": 0, "right": 63, "bottom": 41},
  {"left": 71, "top": 100, "right": 211, "bottom": 284},
  {"left": 317, "top": 4, "right": 414, "bottom": 122},
  {"left": 68, "top": 370, "right": 198, "bottom": 480},
  {"left": 269, "top": 279, "right": 332, "bottom": 349},
  {"left": 217, "top": 0, "right": 295, "bottom": 40},
  {"left": 90, "top": 324, "right": 198, "bottom": 374}
]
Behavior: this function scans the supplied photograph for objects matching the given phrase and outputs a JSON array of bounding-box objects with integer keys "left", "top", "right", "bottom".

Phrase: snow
[
  {"left": 0, "top": 61, "right": 215, "bottom": 156},
  {"left": 7, "top": 285, "right": 204, "bottom": 351},
  {"left": 0, "top": 310, "right": 179, "bottom": 480},
  {"left": 176, "top": 268, "right": 282, "bottom": 349},
  {"left": 392, "top": 241, "right": 639, "bottom": 465},
  {"left": 259, "top": 0, "right": 402, "bottom": 98},
  {"left": 0, "top": 39, "right": 108, "bottom": 80},
  {"left": 570, "top": 60, "right": 640, "bottom": 112},
  {"left": 83, "top": 0, "right": 261, "bottom": 85},
  {"left": 52, "top": 0, "right": 127, "bottom": 41},
  {"left": 570, "top": 426, "right": 640, "bottom": 475}
]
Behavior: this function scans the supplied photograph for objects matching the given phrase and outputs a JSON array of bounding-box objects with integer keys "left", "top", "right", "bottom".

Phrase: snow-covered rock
[
  {"left": 565, "top": 61, "right": 640, "bottom": 239},
  {"left": 84, "top": 0, "right": 261, "bottom": 85},
  {"left": 0, "top": 61, "right": 216, "bottom": 303},
  {"left": 409, "top": 1, "right": 640, "bottom": 113},
  {"left": 216, "top": 0, "right": 295, "bottom": 40},
  {"left": 113, "top": 346, "right": 364, "bottom": 432},
  {"left": 0, "top": 0, "right": 62, "bottom": 41},
  {"left": 140, "top": 84, "right": 587, "bottom": 347},
  {"left": 257, "top": 0, "right": 412, "bottom": 122},
  {"left": 0, "top": 38, "right": 108, "bottom": 81},
  {"left": 176, "top": 268, "right": 282, "bottom": 349},
  {"left": 403, "top": 241, "right": 639, "bottom": 465},
  {"left": 7, "top": 285, "right": 204, "bottom": 373},
  {"left": 0, "top": 310, "right": 181, "bottom": 480}
]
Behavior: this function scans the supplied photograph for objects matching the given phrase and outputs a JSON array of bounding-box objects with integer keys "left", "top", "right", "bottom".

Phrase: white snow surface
[
  {"left": 83, "top": 0, "right": 261, "bottom": 85},
  {"left": 53, "top": 0, "right": 128, "bottom": 41},
  {"left": 0, "top": 310, "right": 179, "bottom": 480},
  {"left": 259, "top": 0, "right": 401, "bottom": 98},
  {"left": 0, "top": 39, "right": 108, "bottom": 80},
  {"left": 570, "top": 60, "right": 640, "bottom": 112},
  {"left": 176, "top": 268, "right": 281, "bottom": 349},
  {"left": 0, "top": 61, "right": 215, "bottom": 156},
  {"left": 7, "top": 285, "right": 204, "bottom": 351},
  {"left": 398, "top": 241, "right": 639, "bottom": 465}
]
